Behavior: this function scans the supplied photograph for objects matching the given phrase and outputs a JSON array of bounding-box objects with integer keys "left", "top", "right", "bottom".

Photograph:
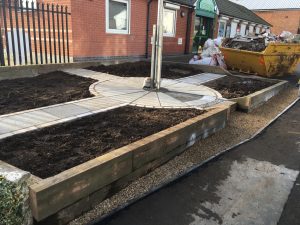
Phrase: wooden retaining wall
[{"left": 232, "top": 80, "right": 288, "bottom": 112}]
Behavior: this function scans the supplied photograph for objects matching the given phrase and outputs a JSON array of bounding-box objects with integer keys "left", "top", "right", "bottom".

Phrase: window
[
  {"left": 16, "top": 0, "right": 37, "bottom": 10},
  {"left": 218, "top": 21, "right": 226, "bottom": 37},
  {"left": 163, "top": 8, "right": 176, "bottom": 37},
  {"left": 226, "top": 26, "right": 231, "bottom": 38},
  {"left": 255, "top": 26, "right": 261, "bottom": 34},
  {"left": 106, "top": 0, "right": 130, "bottom": 34}
]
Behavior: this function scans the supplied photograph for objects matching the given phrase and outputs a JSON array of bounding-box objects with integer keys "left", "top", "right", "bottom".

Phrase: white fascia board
[
  {"left": 220, "top": 16, "right": 230, "bottom": 21},
  {"left": 164, "top": 2, "right": 180, "bottom": 10}
]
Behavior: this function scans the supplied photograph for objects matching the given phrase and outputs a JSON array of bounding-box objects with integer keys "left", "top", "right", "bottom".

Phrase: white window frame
[
  {"left": 218, "top": 20, "right": 227, "bottom": 38},
  {"left": 18, "top": 0, "right": 37, "bottom": 10},
  {"left": 163, "top": 8, "right": 177, "bottom": 37},
  {"left": 255, "top": 26, "right": 261, "bottom": 34},
  {"left": 106, "top": 0, "right": 130, "bottom": 35}
]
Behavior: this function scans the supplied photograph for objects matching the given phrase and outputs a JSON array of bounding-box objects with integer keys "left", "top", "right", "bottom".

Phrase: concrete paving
[{"left": 93, "top": 100, "right": 300, "bottom": 225}]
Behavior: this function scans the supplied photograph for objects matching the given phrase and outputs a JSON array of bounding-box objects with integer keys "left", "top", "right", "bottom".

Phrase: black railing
[{"left": 0, "top": 0, "right": 71, "bottom": 66}]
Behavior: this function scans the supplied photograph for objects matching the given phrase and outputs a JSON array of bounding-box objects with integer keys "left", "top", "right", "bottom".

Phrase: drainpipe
[
  {"left": 0, "top": 2, "right": 5, "bottom": 66},
  {"left": 145, "top": 0, "right": 153, "bottom": 58},
  {"left": 184, "top": 7, "right": 193, "bottom": 54}
]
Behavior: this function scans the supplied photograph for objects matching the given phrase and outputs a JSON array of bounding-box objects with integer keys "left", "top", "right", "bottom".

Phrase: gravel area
[{"left": 70, "top": 87, "right": 299, "bottom": 225}]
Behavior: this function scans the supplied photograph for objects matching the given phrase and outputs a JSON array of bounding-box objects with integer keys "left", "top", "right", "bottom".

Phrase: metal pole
[
  {"left": 0, "top": 27, "right": 5, "bottom": 66},
  {"left": 0, "top": 1, "right": 5, "bottom": 66},
  {"left": 150, "top": 24, "right": 157, "bottom": 89},
  {"left": 155, "top": 0, "right": 164, "bottom": 90}
]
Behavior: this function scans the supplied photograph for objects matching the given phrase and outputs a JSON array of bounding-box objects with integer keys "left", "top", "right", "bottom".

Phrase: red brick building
[
  {"left": 48, "top": 0, "right": 195, "bottom": 62},
  {"left": 255, "top": 10, "right": 300, "bottom": 35},
  {"left": 230, "top": 0, "right": 300, "bottom": 35}
]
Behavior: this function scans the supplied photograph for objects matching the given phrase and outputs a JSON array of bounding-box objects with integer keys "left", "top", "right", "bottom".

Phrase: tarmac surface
[{"left": 93, "top": 99, "right": 300, "bottom": 225}]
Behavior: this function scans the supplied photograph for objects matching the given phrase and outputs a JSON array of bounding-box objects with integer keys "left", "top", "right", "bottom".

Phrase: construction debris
[
  {"left": 189, "top": 38, "right": 227, "bottom": 69},
  {"left": 223, "top": 36, "right": 267, "bottom": 52},
  {"left": 222, "top": 31, "right": 300, "bottom": 52}
]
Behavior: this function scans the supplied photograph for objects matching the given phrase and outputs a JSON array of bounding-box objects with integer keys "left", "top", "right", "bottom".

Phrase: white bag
[{"left": 203, "top": 39, "right": 215, "bottom": 49}]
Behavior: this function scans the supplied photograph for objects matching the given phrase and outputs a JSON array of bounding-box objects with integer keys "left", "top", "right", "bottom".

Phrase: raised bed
[
  {"left": 0, "top": 107, "right": 205, "bottom": 178},
  {"left": 0, "top": 71, "right": 96, "bottom": 115},
  {"left": 230, "top": 80, "right": 288, "bottom": 112},
  {"left": 204, "top": 75, "right": 288, "bottom": 112},
  {"left": 0, "top": 102, "right": 233, "bottom": 224}
]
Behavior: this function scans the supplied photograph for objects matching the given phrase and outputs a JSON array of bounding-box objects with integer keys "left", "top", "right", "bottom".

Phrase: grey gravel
[{"left": 70, "top": 87, "right": 299, "bottom": 225}]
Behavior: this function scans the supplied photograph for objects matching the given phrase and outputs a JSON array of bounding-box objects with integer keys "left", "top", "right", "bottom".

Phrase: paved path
[
  {"left": 67, "top": 69, "right": 225, "bottom": 108},
  {"left": 94, "top": 100, "right": 300, "bottom": 225},
  {"left": 0, "top": 96, "right": 126, "bottom": 140},
  {"left": 0, "top": 69, "right": 225, "bottom": 140}
]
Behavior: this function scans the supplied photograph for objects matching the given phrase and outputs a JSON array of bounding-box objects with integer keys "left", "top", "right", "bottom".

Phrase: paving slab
[
  {"left": 93, "top": 100, "right": 300, "bottom": 225},
  {"left": 107, "top": 92, "right": 149, "bottom": 103},
  {"left": 9, "top": 111, "right": 60, "bottom": 125},
  {"left": 42, "top": 104, "right": 91, "bottom": 119},
  {"left": 62, "top": 68, "right": 118, "bottom": 81},
  {"left": 176, "top": 73, "right": 226, "bottom": 85},
  {"left": 157, "top": 92, "right": 189, "bottom": 108},
  {"left": 74, "top": 97, "right": 123, "bottom": 111},
  {"left": 132, "top": 92, "right": 161, "bottom": 108}
]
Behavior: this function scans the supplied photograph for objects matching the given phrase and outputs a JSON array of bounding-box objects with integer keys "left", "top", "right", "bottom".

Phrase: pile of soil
[
  {"left": 205, "top": 76, "right": 274, "bottom": 99},
  {"left": 0, "top": 71, "right": 96, "bottom": 115},
  {"left": 86, "top": 61, "right": 203, "bottom": 79},
  {"left": 0, "top": 106, "right": 205, "bottom": 178}
]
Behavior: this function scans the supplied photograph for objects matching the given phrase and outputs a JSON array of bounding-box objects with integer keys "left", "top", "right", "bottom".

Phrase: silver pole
[
  {"left": 156, "top": 0, "right": 164, "bottom": 90},
  {"left": 150, "top": 25, "right": 157, "bottom": 89}
]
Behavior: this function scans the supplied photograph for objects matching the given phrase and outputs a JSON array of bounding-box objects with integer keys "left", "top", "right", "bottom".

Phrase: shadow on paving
[{"left": 92, "top": 100, "right": 300, "bottom": 225}]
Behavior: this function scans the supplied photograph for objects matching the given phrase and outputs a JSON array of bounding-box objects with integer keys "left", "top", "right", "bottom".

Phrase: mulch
[
  {"left": 0, "top": 71, "right": 96, "bottom": 115},
  {"left": 86, "top": 61, "right": 204, "bottom": 79},
  {"left": 205, "top": 76, "right": 275, "bottom": 99}
]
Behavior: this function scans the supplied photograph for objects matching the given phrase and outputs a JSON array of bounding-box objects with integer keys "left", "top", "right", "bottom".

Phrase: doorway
[{"left": 192, "top": 16, "right": 214, "bottom": 53}]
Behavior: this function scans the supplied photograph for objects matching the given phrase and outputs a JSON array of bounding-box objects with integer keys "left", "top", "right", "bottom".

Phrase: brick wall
[
  {"left": 148, "top": 1, "right": 194, "bottom": 56},
  {"left": 69, "top": 0, "right": 147, "bottom": 60},
  {"left": 69, "top": 0, "right": 194, "bottom": 60},
  {"left": 255, "top": 10, "right": 300, "bottom": 35}
]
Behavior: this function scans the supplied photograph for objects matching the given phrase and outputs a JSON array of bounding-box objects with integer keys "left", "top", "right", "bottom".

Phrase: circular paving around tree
[{"left": 90, "top": 77, "right": 223, "bottom": 109}]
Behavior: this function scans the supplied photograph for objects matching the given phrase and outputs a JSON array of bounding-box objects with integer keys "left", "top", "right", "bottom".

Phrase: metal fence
[{"left": 0, "top": 0, "right": 71, "bottom": 66}]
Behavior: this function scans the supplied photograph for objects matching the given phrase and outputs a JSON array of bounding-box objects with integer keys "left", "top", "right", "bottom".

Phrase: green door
[
  {"left": 192, "top": 16, "right": 214, "bottom": 53},
  {"left": 193, "top": 0, "right": 217, "bottom": 53}
]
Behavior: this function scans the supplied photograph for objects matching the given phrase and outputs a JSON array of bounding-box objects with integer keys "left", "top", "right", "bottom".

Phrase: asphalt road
[{"left": 93, "top": 99, "right": 300, "bottom": 225}]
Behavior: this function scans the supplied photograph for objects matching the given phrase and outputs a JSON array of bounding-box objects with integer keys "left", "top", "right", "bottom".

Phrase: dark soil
[
  {"left": 205, "top": 76, "right": 275, "bottom": 99},
  {"left": 86, "top": 61, "right": 203, "bottom": 79},
  {"left": 0, "top": 106, "right": 205, "bottom": 178},
  {"left": 0, "top": 71, "right": 96, "bottom": 115}
]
